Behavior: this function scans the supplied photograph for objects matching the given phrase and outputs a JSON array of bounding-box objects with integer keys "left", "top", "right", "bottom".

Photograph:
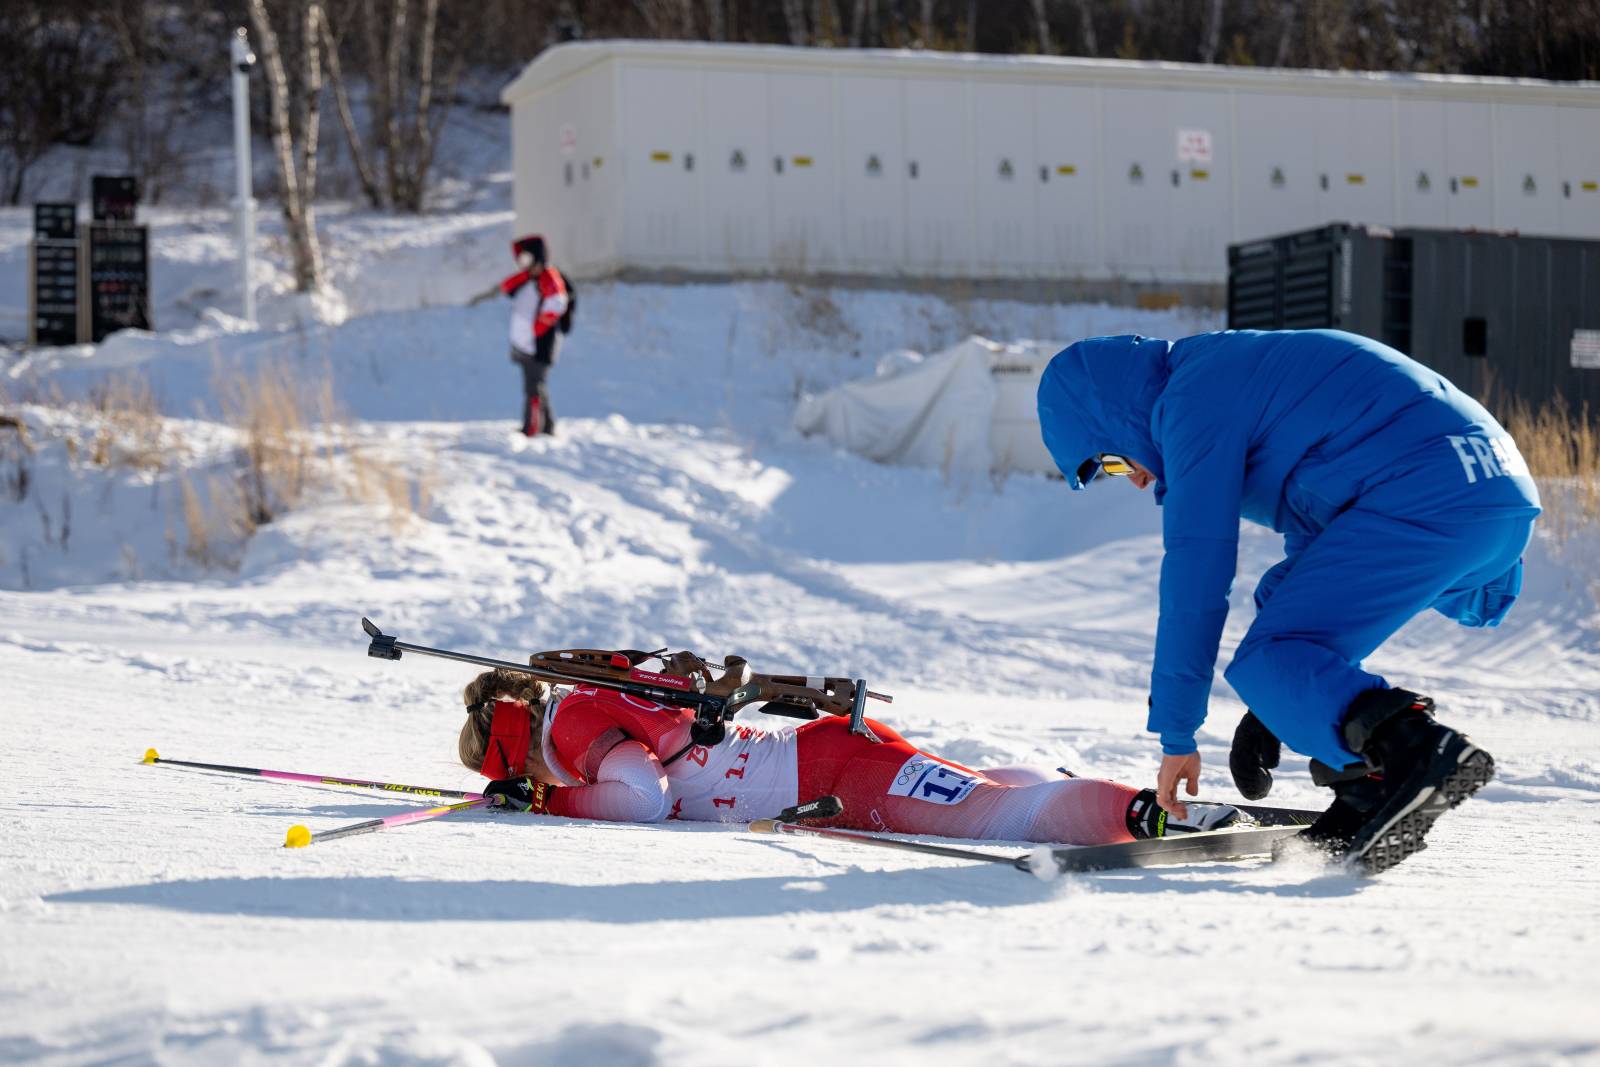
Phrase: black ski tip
[
  {"left": 361, "top": 616, "right": 382, "bottom": 638},
  {"left": 777, "top": 795, "right": 843, "bottom": 823}
]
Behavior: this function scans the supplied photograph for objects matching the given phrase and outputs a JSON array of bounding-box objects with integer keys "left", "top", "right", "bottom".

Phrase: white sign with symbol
[
  {"left": 560, "top": 124, "right": 577, "bottom": 156},
  {"left": 1177, "top": 129, "right": 1213, "bottom": 164},
  {"left": 1572, "top": 329, "right": 1600, "bottom": 369}
]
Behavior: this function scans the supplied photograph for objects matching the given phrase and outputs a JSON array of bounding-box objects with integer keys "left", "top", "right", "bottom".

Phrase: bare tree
[
  {"left": 1201, "top": 0, "right": 1225, "bottom": 61},
  {"left": 0, "top": 2, "right": 119, "bottom": 204},
  {"left": 1274, "top": 0, "right": 1298, "bottom": 65},
  {"left": 782, "top": 0, "right": 809, "bottom": 43},
  {"left": 247, "top": 0, "right": 326, "bottom": 292},
  {"left": 1031, "top": 0, "right": 1054, "bottom": 53},
  {"left": 321, "top": 0, "right": 463, "bottom": 211},
  {"left": 848, "top": 0, "right": 870, "bottom": 45},
  {"left": 705, "top": 0, "right": 725, "bottom": 40},
  {"left": 1075, "top": 0, "right": 1098, "bottom": 54}
]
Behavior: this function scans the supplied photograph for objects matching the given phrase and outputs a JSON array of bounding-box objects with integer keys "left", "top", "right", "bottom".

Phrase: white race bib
[{"left": 888, "top": 756, "right": 980, "bottom": 805}]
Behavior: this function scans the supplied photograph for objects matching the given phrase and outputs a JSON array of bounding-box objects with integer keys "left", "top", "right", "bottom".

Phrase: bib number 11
[{"left": 888, "top": 757, "right": 980, "bottom": 806}]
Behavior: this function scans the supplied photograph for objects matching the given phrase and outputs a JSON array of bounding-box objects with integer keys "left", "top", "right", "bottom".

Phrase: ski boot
[
  {"left": 1334, "top": 688, "right": 1495, "bottom": 875},
  {"left": 1272, "top": 760, "right": 1388, "bottom": 862},
  {"left": 1125, "top": 788, "right": 1248, "bottom": 839}
]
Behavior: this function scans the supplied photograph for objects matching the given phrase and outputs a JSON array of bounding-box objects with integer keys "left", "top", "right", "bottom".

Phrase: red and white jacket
[
  {"left": 503, "top": 267, "right": 568, "bottom": 356},
  {"left": 535, "top": 686, "right": 799, "bottom": 823}
]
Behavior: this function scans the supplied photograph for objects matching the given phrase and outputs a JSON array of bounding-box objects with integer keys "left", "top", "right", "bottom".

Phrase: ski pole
[
  {"left": 749, "top": 816, "right": 1030, "bottom": 870},
  {"left": 142, "top": 748, "right": 483, "bottom": 801},
  {"left": 284, "top": 797, "right": 497, "bottom": 848}
]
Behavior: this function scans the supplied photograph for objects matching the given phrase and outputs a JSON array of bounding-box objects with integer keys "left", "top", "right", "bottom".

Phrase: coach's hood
[{"left": 1036, "top": 335, "right": 1171, "bottom": 490}]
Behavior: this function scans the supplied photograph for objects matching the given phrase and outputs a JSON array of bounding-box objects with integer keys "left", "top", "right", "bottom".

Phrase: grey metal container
[{"left": 1228, "top": 223, "right": 1600, "bottom": 412}]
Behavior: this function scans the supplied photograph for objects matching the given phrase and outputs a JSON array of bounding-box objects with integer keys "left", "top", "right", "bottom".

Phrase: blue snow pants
[{"left": 1223, "top": 508, "right": 1535, "bottom": 768}]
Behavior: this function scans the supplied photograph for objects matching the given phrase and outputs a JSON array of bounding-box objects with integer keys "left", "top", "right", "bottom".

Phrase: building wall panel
[
  {"left": 768, "top": 71, "right": 838, "bottom": 271},
  {"left": 618, "top": 63, "right": 703, "bottom": 267},
  {"left": 1493, "top": 103, "right": 1561, "bottom": 237},
  {"left": 973, "top": 82, "right": 1036, "bottom": 275},
  {"left": 837, "top": 75, "right": 906, "bottom": 271},
  {"left": 1558, "top": 107, "right": 1600, "bottom": 239},
  {"left": 904, "top": 78, "right": 974, "bottom": 274},
  {"left": 1033, "top": 84, "right": 1101, "bottom": 276},
  {"left": 1234, "top": 93, "right": 1320, "bottom": 241},
  {"left": 701, "top": 69, "right": 771, "bottom": 267},
  {"left": 1443, "top": 101, "right": 1494, "bottom": 228}
]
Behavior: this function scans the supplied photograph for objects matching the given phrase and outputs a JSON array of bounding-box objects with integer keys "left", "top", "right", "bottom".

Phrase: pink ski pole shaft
[
  {"left": 284, "top": 797, "right": 498, "bottom": 848},
  {"left": 142, "top": 748, "right": 483, "bottom": 801}
]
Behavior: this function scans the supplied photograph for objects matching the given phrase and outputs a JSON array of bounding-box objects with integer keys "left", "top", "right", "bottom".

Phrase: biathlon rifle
[{"left": 360, "top": 617, "right": 893, "bottom": 747}]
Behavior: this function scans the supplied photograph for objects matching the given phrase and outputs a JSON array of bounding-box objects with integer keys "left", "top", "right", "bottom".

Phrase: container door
[
  {"left": 838, "top": 75, "right": 905, "bottom": 271},
  {"left": 1100, "top": 87, "right": 1173, "bottom": 277},
  {"left": 1234, "top": 92, "right": 1319, "bottom": 241},
  {"left": 1558, "top": 107, "right": 1600, "bottom": 239},
  {"left": 768, "top": 71, "right": 837, "bottom": 272},
  {"left": 1033, "top": 83, "right": 1100, "bottom": 276},
  {"left": 904, "top": 77, "right": 973, "bottom": 275},
  {"left": 1494, "top": 103, "right": 1561, "bottom": 237},
  {"left": 702, "top": 69, "right": 770, "bottom": 268},
  {"left": 620, "top": 64, "right": 702, "bottom": 267},
  {"left": 1395, "top": 99, "right": 1448, "bottom": 228},
  {"left": 972, "top": 81, "right": 1035, "bottom": 276},
  {"left": 1313, "top": 96, "right": 1394, "bottom": 227},
  {"left": 1443, "top": 101, "right": 1494, "bottom": 228},
  {"left": 1169, "top": 90, "right": 1231, "bottom": 278}
]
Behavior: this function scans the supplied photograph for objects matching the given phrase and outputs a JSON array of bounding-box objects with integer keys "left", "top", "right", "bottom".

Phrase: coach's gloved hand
[
  {"left": 1229, "top": 711, "right": 1281, "bottom": 800},
  {"left": 484, "top": 776, "right": 560, "bottom": 813}
]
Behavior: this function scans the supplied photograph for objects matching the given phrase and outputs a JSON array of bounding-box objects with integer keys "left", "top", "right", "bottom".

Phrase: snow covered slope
[{"left": 3, "top": 205, "right": 1599, "bottom": 1066}]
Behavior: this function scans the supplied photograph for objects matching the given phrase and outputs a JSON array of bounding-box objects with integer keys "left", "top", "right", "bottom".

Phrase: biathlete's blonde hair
[{"left": 457, "top": 668, "right": 551, "bottom": 773}]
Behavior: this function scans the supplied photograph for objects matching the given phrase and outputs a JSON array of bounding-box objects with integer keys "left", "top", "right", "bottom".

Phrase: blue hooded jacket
[{"left": 1037, "top": 330, "right": 1541, "bottom": 754}]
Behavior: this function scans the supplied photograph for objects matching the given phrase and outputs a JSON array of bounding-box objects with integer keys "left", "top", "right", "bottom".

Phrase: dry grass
[
  {"left": 7, "top": 362, "right": 432, "bottom": 573},
  {"left": 210, "top": 358, "right": 433, "bottom": 541},
  {"left": 214, "top": 360, "right": 334, "bottom": 535},
  {"left": 1496, "top": 396, "right": 1600, "bottom": 546}
]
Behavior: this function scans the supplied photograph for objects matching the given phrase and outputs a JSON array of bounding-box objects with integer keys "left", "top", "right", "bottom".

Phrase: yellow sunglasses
[
  {"left": 1076, "top": 453, "right": 1136, "bottom": 485},
  {"left": 1098, "top": 453, "right": 1136, "bottom": 476}
]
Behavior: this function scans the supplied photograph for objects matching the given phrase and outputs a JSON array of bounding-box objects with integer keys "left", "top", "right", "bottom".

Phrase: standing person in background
[{"left": 500, "top": 235, "right": 575, "bottom": 436}]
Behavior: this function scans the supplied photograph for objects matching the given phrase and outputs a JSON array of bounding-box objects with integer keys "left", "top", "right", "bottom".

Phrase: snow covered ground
[{"left": 3, "top": 190, "right": 1600, "bottom": 1066}]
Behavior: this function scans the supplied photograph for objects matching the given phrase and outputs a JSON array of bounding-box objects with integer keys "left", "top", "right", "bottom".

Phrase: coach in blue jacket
[{"left": 1036, "top": 329, "right": 1540, "bottom": 873}]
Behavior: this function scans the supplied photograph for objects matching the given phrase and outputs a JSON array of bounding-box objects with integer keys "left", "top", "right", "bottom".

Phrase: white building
[{"left": 501, "top": 41, "right": 1600, "bottom": 286}]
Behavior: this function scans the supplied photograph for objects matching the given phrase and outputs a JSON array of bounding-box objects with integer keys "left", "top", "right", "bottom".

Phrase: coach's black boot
[
  {"left": 1279, "top": 759, "right": 1387, "bottom": 860},
  {"left": 1337, "top": 688, "right": 1495, "bottom": 875}
]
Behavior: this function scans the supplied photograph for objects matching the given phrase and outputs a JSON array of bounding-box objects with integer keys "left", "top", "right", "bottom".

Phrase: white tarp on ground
[{"left": 793, "top": 335, "right": 1065, "bottom": 478}]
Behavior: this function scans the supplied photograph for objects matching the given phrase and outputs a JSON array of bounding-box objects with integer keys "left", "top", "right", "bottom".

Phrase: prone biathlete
[
  {"left": 455, "top": 668, "right": 1243, "bottom": 845},
  {"left": 1035, "top": 328, "right": 1541, "bottom": 873}
]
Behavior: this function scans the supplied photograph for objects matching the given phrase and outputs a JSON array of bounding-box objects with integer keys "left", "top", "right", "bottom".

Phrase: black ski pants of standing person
[{"left": 512, "top": 331, "right": 560, "bottom": 436}]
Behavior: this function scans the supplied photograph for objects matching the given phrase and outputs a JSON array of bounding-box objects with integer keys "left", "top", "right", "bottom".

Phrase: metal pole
[{"left": 230, "top": 27, "right": 257, "bottom": 326}]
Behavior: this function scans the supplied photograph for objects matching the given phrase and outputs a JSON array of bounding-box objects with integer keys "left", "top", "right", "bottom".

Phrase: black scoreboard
[
  {"left": 87, "top": 223, "right": 151, "bottom": 343},
  {"left": 26, "top": 180, "right": 152, "bottom": 347},
  {"left": 91, "top": 175, "right": 138, "bottom": 223},
  {"left": 29, "top": 203, "right": 81, "bottom": 345}
]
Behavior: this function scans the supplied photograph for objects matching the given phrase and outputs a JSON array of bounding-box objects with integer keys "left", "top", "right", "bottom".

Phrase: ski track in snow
[{"left": 4, "top": 207, "right": 1600, "bottom": 1066}]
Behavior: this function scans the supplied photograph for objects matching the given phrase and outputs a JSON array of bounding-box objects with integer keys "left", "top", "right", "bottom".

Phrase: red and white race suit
[{"left": 523, "top": 686, "right": 1140, "bottom": 846}]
